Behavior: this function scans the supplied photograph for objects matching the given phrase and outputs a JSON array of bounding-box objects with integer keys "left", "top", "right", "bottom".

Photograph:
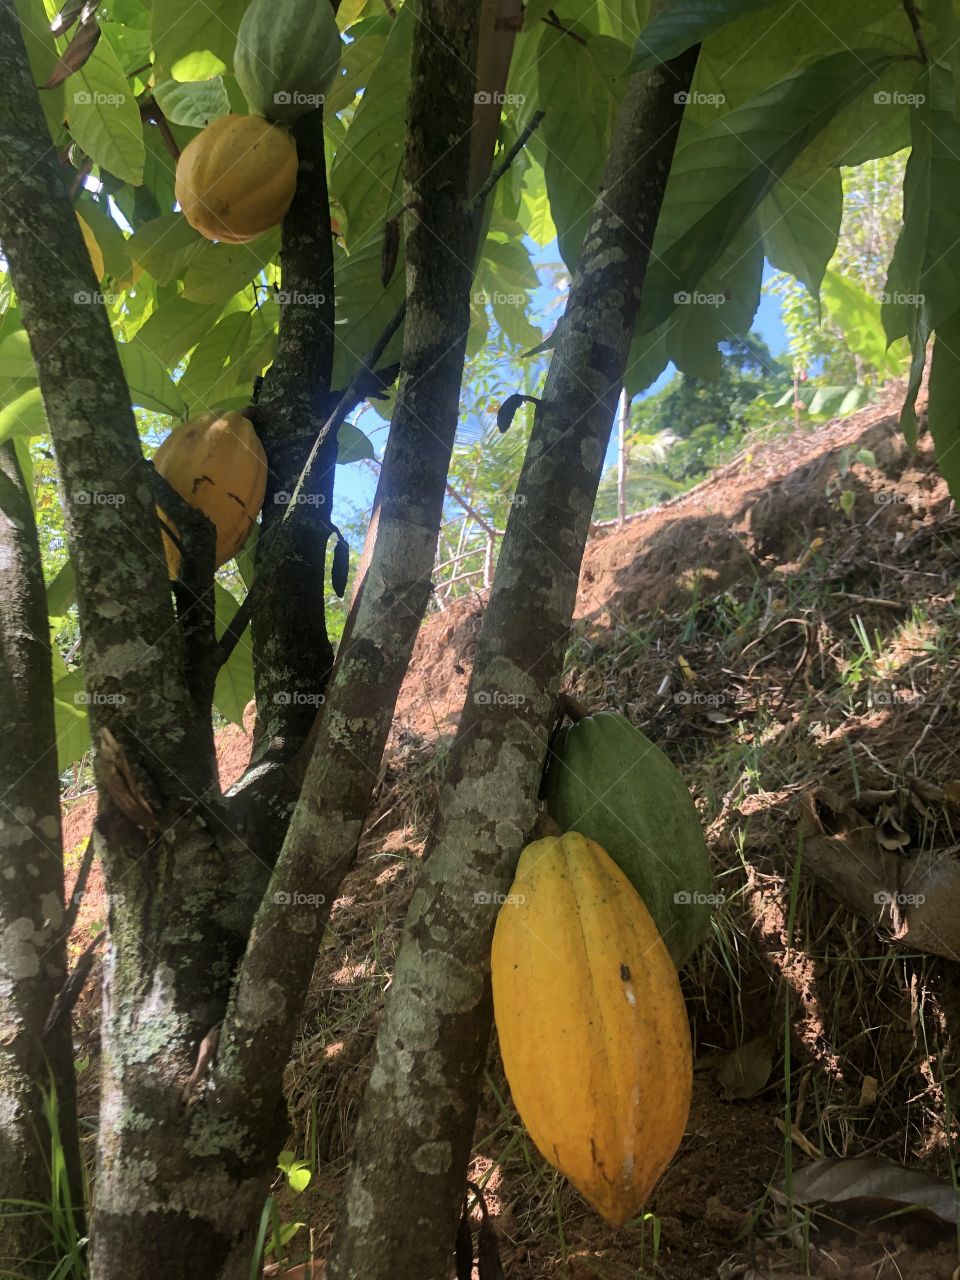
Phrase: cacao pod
[
  {"left": 542, "top": 711, "right": 715, "bottom": 966},
  {"left": 175, "top": 114, "right": 297, "bottom": 244},
  {"left": 491, "top": 832, "right": 692, "bottom": 1225},
  {"left": 154, "top": 410, "right": 268, "bottom": 578},
  {"left": 234, "top": 0, "right": 342, "bottom": 124}
]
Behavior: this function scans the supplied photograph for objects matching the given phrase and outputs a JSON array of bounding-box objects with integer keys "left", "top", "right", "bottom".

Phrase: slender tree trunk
[
  {"left": 325, "top": 45, "right": 701, "bottom": 1280},
  {"left": 0, "top": 442, "right": 81, "bottom": 1278},
  {"left": 212, "top": 0, "right": 484, "bottom": 1128}
]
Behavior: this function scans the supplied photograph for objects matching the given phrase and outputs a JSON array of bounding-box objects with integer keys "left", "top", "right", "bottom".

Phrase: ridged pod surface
[
  {"left": 234, "top": 0, "right": 342, "bottom": 124},
  {"left": 542, "top": 712, "right": 715, "bottom": 966},
  {"left": 154, "top": 410, "right": 268, "bottom": 578},
  {"left": 491, "top": 832, "right": 692, "bottom": 1225},
  {"left": 175, "top": 114, "right": 297, "bottom": 244}
]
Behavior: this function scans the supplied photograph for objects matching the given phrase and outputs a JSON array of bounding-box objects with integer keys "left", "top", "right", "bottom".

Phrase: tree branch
[{"left": 325, "top": 44, "right": 701, "bottom": 1280}]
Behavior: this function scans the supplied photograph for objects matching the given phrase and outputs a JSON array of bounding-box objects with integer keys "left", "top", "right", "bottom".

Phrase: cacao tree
[{"left": 0, "top": 0, "right": 958, "bottom": 1278}]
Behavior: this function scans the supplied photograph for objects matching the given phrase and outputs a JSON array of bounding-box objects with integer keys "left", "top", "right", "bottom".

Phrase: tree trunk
[
  {"left": 212, "top": 0, "right": 484, "bottom": 1126},
  {"left": 0, "top": 441, "right": 81, "bottom": 1277},
  {"left": 325, "top": 44, "right": 701, "bottom": 1280}
]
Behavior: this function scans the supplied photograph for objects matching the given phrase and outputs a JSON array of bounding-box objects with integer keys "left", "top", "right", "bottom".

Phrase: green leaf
[
  {"left": 128, "top": 214, "right": 206, "bottom": 285},
  {"left": 535, "top": 26, "right": 629, "bottom": 267},
  {"left": 14, "top": 0, "right": 65, "bottom": 139},
  {"left": 65, "top": 38, "right": 145, "bottom": 185},
  {"left": 118, "top": 343, "right": 188, "bottom": 417},
  {"left": 154, "top": 77, "right": 231, "bottom": 128},
  {"left": 47, "top": 560, "right": 76, "bottom": 616},
  {"left": 133, "top": 297, "right": 230, "bottom": 368},
  {"left": 758, "top": 166, "right": 841, "bottom": 303},
  {"left": 214, "top": 584, "right": 254, "bottom": 724},
  {"left": 152, "top": 0, "right": 247, "bottom": 81},
  {"left": 328, "top": 5, "right": 413, "bottom": 245},
  {"left": 821, "top": 269, "right": 908, "bottom": 377},
  {"left": 74, "top": 194, "right": 134, "bottom": 283},
  {"left": 0, "top": 329, "right": 35, "bottom": 379},
  {"left": 640, "top": 49, "right": 895, "bottom": 334},
  {"left": 883, "top": 68, "right": 960, "bottom": 346},
  {"left": 924, "top": 316, "right": 960, "bottom": 500},
  {"left": 181, "top": 232, "right": 280, "bottom": 305},
  {"left": 337, "top": 421, "right": 375, "bottom": 464},
  {"left": 624, "top": 321, "right": 670, "bottom": 398},
  {"left": 178, "top": 312, "right": 253, "bottom": 412},
  {"left": 518, "top": 178, "right": 557, "bottom": 247},
  {"left": 331, "top": 228, "right": 405, "bottom": 388},
  {"left": 53, "top": 671, "right": 92, "bottom": 771},
  {"left": 0, "top": 387, "right": 47, "bottom": 443},
  {"left": 631, "top": 0, "right": 781, "bottom": 71}
]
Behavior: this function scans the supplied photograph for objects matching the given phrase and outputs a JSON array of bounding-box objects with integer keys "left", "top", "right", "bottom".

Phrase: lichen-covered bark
[
  {"left": 325, "top": 47, "right": 701, "bottom": 1280},
  {"left": 249, "top": 111, "right": 337, "bottom": 752},
  {"left": 0, "top": 15, "right": 260, "bottom": 1279},
  {"left": 212, "top": 0, "right": 483, "bottom": 1139},
  {"left": 0, "top": 442, "right": 80, "bottom": 1277}
]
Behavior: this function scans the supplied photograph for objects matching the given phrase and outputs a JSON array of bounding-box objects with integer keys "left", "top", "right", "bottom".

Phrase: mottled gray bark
[
  {"left": 0, "top": 13, "right": 254, "bottom": 1279},
  {"left": 249, "top": 111, "right": 337, "bottom": 752},
  {"left": 0, "top": 442, "right": 80, "bottom": 1278},
  {"left": 325, "top": 46, "right": 701, "bottom": 1280},
  {"left": 212, "top": 0, "right": 483, "bottom": 1135}
]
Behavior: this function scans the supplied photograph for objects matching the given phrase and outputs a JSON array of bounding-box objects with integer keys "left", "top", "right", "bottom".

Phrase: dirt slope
[{"left": 71, "top": 380, "right": 960, "bottom": 1279}]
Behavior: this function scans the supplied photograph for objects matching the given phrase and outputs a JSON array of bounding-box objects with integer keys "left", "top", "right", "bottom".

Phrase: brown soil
[{"left": 71, "top": 381, "right": 960, "bottom": 1279}]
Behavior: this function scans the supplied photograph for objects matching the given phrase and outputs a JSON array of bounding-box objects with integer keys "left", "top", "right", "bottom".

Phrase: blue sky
[{"left": 333, "top": 258, "right": 790, "bottom": 521}]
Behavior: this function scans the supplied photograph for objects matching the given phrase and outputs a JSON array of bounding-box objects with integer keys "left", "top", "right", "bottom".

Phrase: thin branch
[
  {"left": 902, "top": 0, "right": 931, "bottom": 64},
  {"left": 140, "top": 97, "right": 180, "bottom": 160}
]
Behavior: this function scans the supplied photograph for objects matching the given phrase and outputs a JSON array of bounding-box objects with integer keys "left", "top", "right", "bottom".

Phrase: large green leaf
[
  {"left": 178, "top": 311, "right": 253, "bottom": 413},
  {"left": 927, "top": 314, "right": 960, "bottom": 502},
  {"left": 758, "top": 166, "right": 842, "bottom": 303},
  {"left": 0, "top": 330, "right": 35, "bottom": 379},
  {"left": 181, "top": 232, "right": 280, "bottom": 305},
  {"left": 214, "top": 585, "right": 254, "bottom": 724},
  {"left": 65, "top": 38, "right": 145, "bottom": 185},
  {"left": 665, "top": 220, "right": 764, "bottom": 379},
  {"left": 883, "top": 68, "right": 960, "bottom": 345},
  {"left": 46, "top": 560, "right": 76, "bottom": 616},
  {"left": 630, "top": 0, "right": 780, "bottom": 71},
  {"left": 331, "top": 227, "right": 405, "bottom": 389},
  {"left": 534, "top": 27, "right": 630, "bottom": 267},
  {"left": 337, "top": 421, "right": 375, "bottom": 464},
  {"left": 328, "top": 5, "right": 412, "bottom": 245},
  {"left": 53, "top": 671, "right": 92, "bottom": 772},
  {"left": 154, "top": 77, "right": 231, "bottom": 128},
  {"left": 14, "top": 0, "right": 65, "bottom": 139},
  {"left": 75, "top": 194, "right": 134, "bottom": 283},
  {"left": 133, "top": 297, "right": 230, "bottom": 368},
  {"left": 118, "top": 343, "right": 188, "bottom": 417},
  {"left": 821, "top": 269, "right": 908, "bottom": 377},
  {"left": 639, "top": 49, "right": 894, "bottom": 334},
  {"left": 128, "top": 214, "right": 206, "bottom": 286},
  {"left": 0, "top": 387, "right": 47, "bottom": 443},
  {"left": 152, "top": 0, "right": 248, "bottom": 81}
]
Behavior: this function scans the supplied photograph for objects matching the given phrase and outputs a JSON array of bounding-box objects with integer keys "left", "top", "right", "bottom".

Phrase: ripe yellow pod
[
  {"left": 491, "top": 832, "right": 692, "bottom": 1225},
  {"left": 175, "top": 113, "right": 298, "bottom": 244},
  {"left": 154, "top": 410, "right": 268, "bottom": 578}
]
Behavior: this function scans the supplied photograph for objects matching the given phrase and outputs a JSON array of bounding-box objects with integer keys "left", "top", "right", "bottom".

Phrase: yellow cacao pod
[
  {"left": 175, "top": 114, "right": 297, "bottom": 244},
  {"left": 154, "top": 410, "right": 267, "bottom": 578},
  {"left": 491, "top": 832, "right": 692, "bottom": 1225}
]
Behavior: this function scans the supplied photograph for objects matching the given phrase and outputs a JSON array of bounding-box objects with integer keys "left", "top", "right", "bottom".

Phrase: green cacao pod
[
  {"left": 234, "top": 0, "right": 342, "bottom": 124},
  {"left": 542, "top": 711, "right": 714, "bottom": 966}
]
